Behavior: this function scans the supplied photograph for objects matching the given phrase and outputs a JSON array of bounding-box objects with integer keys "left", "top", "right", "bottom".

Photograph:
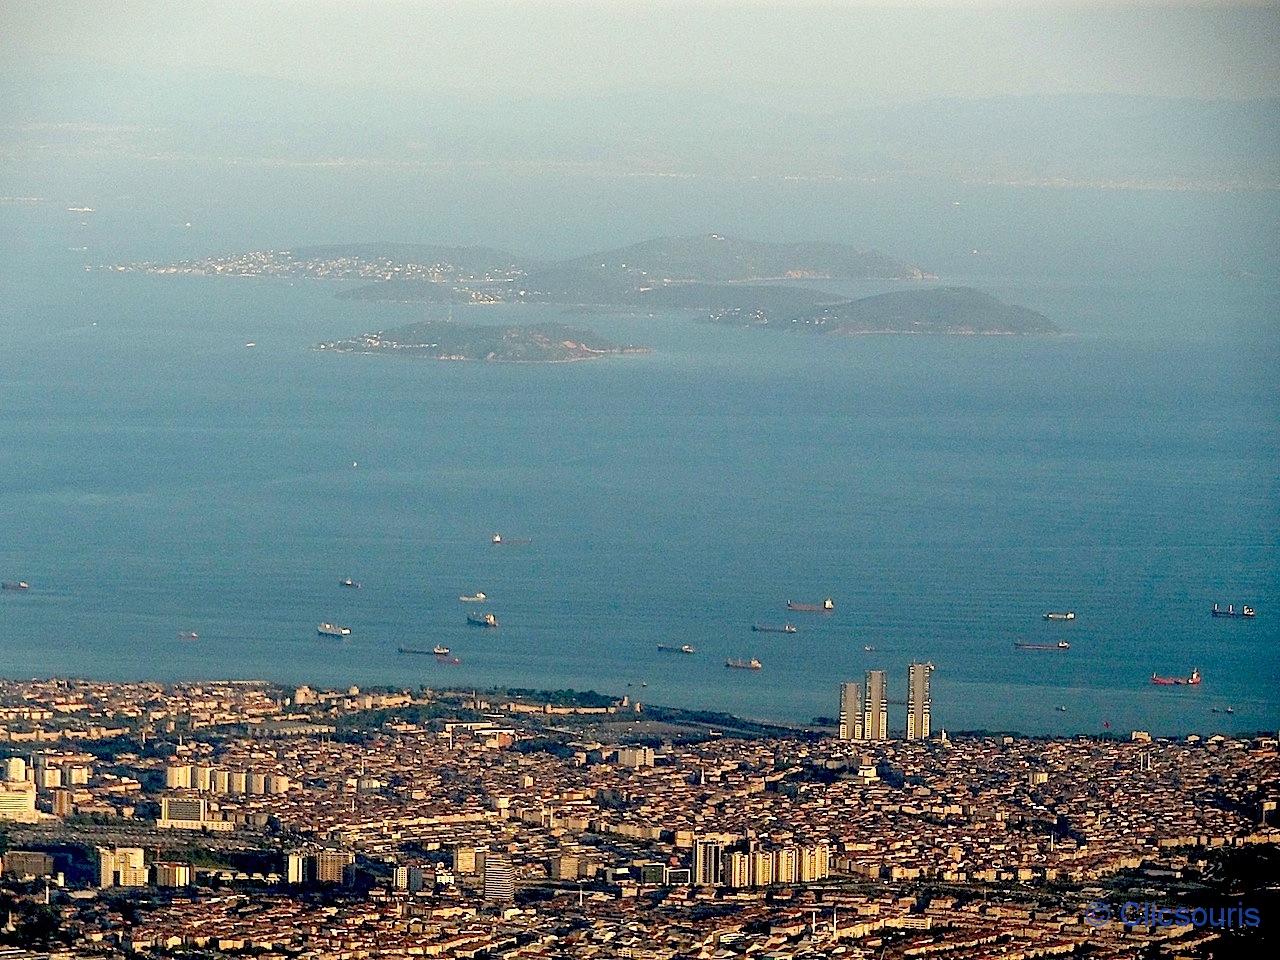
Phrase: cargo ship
[
  {"left": 1043, "top": 611, "right": 1075, "bottom": 620},
  {"left": 317, "top": 622, "right": 351, "bottom": 637},
  {"left": 726, "top": 657, "right": 763, "bottom": 670},
  {"left": 787, "top": 598, "right": 834, "bottom": 612},
  {"left": 752, "top": 623, "right": 797, "bottom": 634},
  {"left": 1211, "top": 604, "right": 1255, "bottom": 618},
  {"left": 1152, "top": 668, "right": 1201, "bottom": 686},
  {"left": 657, "top": 643, "right": 696, "bottom": 654},
  {"left": 1015, "top": 641, "right": 1070, "bottom": 650},
  {"left": 467, "top": 612, "right": 499, "bottom": 628}
]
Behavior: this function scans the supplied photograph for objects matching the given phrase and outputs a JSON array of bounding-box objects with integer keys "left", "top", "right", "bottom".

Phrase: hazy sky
[{"left": 5, "top": 0, "right": 1278, "bottom": 105}]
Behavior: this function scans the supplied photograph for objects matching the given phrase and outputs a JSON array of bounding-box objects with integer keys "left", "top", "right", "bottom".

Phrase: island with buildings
[
  {"left": 316, "top": 319, "right": 649, "bottom": 364},
  {"left": 115, "top": 236, "right": 1059, "bottom": 357},
  {"left": 0, "top": 675, "right": 1274, "bottom": 957}
]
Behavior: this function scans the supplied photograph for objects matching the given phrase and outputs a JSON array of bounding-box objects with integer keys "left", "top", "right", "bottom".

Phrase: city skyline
[
  {"left": 839, "top": 662, "right": 935, "bottom": 742},
  {"left": 1, "top": 675, "right": 1272, "bottom": 955}
]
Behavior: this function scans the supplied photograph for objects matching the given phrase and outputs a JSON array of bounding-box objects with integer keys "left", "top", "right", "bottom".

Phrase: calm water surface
[{"left": 0, "top": 196, "right": 1276, "bottom": 737}]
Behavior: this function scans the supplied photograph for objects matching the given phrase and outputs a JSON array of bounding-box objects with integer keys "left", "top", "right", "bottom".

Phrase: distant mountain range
[{"left": 8, "top": 56, "right": 1274, "bottom": 189}]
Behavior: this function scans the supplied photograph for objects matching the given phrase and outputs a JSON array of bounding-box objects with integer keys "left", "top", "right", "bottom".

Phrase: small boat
[
  {"left": 398, "top": 645, "right": 438, "bottom": 655},
  {"left": 787, "top": 598, "right": 834, "bottom": 612},
  {"left": 1211, "top": 604, "right": 1255, "bottom": 618},
  {"left": 864, "top": 645, "right": 875, "bottom": 652},
  {"left": 1, "top": 581, "right": 30, "bottom": 591},
  {"left": 726, "top": 657, "right": 763, "bottom": 670},
  {"left": 177, "top": 632, "right": 199, "bottom": 640},
  {"left": 1015, "top": 641, "right": 1071, "bottom": 650},
  {"left": 459, "top": 592, "right": 487, "bottom": 602},
  {"left": 1225, "top": 706, "right": 1234, "bottom": 714},
  {"left": 1152, "top": 667, "right": 1201, "bottom": 686},
  {"left": 340, "top": 578, "right": 361, "bottom": 589},
  {"left": 657, "top": 643, "right": 695, "bottom": 654},
  {"left": 317, "top": 622, "right": 352, "bottom": 637},
  {"left": 1043, "top": 612, "right": 1075, "bottom": 621},
  {"left": 467, "top": 612, "right": 499, "bottom": 628},
  {"left": 432, "top": 644, "right": 450, "bottom": 656},
  {"left": 491, "top": 534, "right": 531, "bottom": 546},
  {"left": 752, "top": 623, "right": 797, "bottom": 634},
  {"left": 1056, "top": 705, "right": 1067, "bottom": 712}
]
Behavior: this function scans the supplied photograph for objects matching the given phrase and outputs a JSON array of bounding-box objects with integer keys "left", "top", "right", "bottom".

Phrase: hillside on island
[
  {"left": 709, "top": 286, "right": 1061, "bottom": 336},
  {"left": 331, "top": 235, "right": 933, "bottom": 306},
  {"left": 317, "top": 319, "right": 647, "bottom": 364},
  {"left": 325, "top": 236, "right": 1057, "bottom": 336}
]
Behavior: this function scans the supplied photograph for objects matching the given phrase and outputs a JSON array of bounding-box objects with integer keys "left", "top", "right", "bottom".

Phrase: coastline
[{"left": 0, "top": 676, "right": 1266, "bottom": 744}]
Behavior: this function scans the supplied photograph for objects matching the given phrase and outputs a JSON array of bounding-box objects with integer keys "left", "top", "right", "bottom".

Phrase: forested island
[
  {"left": 709, "top": 286, "right": 1060, "bottom": 336},
  {"left": 316, "top": 319, "right": 647, "bottom": 364}
]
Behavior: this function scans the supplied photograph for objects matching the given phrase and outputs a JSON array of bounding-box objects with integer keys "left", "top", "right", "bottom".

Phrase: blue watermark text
[{"left": 1084, "top": 900, "right": 1260, "bottom": 930}]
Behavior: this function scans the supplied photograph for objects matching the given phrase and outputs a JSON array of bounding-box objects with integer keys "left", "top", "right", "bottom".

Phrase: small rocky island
[
  {"left": 317, "top": 319, "right": 648, "bottom": 363},
  {"left": 710, "top": 286, "right": 1060, "bottom": 336}
]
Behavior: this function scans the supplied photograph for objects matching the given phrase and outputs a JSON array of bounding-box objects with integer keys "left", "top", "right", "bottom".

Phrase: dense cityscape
[{"left": 1, "top": 675, "right": 1276, "bottom": 958}]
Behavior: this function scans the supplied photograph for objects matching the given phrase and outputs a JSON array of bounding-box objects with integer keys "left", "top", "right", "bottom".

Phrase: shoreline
[{"left": 0, "top": 675, "right": 1268, "bottom": 744}]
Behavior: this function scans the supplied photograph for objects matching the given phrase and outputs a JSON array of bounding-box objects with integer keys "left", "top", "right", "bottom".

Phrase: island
[
  {"left": 316, "top": 318, "right": 649, "bottom": 363},
  {"left": 709, "top": 285, "right": 1061, "bottom": 335},
  {"left": 118, "top": 235, "right": 1061, "bottom": 353},
  {"left": 330, "top": 235, "right": 935, "bottom": 307}
]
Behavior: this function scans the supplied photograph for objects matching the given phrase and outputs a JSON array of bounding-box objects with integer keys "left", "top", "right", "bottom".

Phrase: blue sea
[{"left": 0, "top": 176, "right": 1276, "bottom": 736}]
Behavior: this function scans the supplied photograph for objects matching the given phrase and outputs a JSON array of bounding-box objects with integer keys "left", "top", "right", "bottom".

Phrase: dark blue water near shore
[{"left": 0, "top": 195, "right": 1276, "bottom": 737}]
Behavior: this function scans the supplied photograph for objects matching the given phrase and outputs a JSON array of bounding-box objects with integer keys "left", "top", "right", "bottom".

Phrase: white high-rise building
[
  {"left": 98, "top": 847, "right": 147, "bottom": 888},
  {"left": 693, "top": 839, "right": 724, "bottom": 887},
  {"left": 863, "top": 670, "right": 888, "bottom": 741},
  {"left": 907, "top": 662, "right": 934, "bottom": 740},
  {"left": 838, "top": 682, "right": 863, "bottom": 740},
  {"left": 0, "top": 780, "right": 37, "bottom": 823},
  {"left": 482, "top": 857, "right": 515, "bottom": 902}
]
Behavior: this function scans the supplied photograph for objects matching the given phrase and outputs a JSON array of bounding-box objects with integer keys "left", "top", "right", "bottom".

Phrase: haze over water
[{"left": 1, "top": 169, "right": 1276, "bottom": 738}]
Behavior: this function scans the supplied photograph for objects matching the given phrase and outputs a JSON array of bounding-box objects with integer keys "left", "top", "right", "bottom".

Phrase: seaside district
[{"left": 0, "top": 677, "right": 1276, "bottom": 959}]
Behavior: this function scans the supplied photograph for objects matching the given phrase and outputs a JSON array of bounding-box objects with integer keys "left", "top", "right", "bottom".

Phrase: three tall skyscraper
[{"left": 839, "top": 662, "right": 933, "bottom": 741}]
